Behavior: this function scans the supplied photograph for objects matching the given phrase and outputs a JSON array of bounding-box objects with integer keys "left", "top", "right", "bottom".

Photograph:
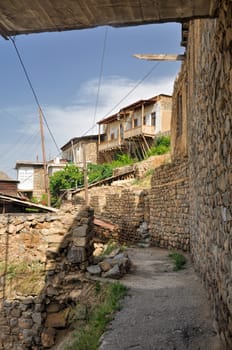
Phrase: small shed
[{"left": 0, "top": 171, "right": 19, "bottom": 196}]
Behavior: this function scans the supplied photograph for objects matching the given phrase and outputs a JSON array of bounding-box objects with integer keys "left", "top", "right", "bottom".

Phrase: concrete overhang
[{"left": 0, "top": 0, "right": 218, "bottom": 38}]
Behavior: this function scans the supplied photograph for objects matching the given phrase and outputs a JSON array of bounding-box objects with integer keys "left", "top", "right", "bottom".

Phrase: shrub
[
  {"left": 169, "top": 252, "right": 186, "bottom": 271},
  {"left": 147, "top": 135, "right": 171, "bottom": 156},
  {"left": 49, "top": 164, "right": 84, "bottom": 204}
]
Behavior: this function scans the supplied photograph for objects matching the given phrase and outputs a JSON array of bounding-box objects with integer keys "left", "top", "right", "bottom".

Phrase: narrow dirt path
[{"left": 99, "top": 247, "right": 223, "bottom": 350}]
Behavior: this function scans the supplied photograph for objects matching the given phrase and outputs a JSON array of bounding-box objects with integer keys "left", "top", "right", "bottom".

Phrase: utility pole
[
  {"left": 82, "top": 143, "right": 89, "bottom": 205},
  {"left": 39, "top": 108, "right": 50, "bottom": 206}
]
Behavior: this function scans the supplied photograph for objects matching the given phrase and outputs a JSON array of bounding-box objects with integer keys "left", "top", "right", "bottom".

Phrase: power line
[
  {"left": 82, "top": 60, "right": 162, "bottom": 136},
  {"left": 9, "top": 37, "right": 60, "bottom": 154},
  {"left": 102, "top": 61, "right": 161, "bottom": 118},
  {"left": 92, "top": 27, "right": 108, "bottom": 126}
]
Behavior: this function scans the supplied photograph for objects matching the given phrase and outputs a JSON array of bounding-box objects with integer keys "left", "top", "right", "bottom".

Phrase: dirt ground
[{"left": 99, "top": 247, "right": 224, "bottom": 350}]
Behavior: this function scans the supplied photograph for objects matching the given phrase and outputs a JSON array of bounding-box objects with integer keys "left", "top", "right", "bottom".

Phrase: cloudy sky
[{"left": 0, "top": 23, "right": 183, "bottom": 177}]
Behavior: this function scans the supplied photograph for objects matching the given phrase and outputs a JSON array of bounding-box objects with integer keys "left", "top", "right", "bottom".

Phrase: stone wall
[
  {"left": 149, "top": 157, "right": 190, "bottom": 251},
  {"left": 0, "top": 205, "right": 94, "bottom": 349},
  {"left": 172, "top": 1, "right": 232, "bottom": 346},
  {"left": 134, "top": 153, "right": 171, "bottom": 179},
  {"left": 75, "top": 185, "right": 149, "bottom": 244}
]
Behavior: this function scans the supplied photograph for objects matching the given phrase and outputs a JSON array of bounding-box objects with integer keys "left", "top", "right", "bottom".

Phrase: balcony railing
[
  {"left": 98, "top": 138, "right": 121, "bottom": 151},
  {"left": 124, "top": 125, "right": 155, "bottom": 139}
]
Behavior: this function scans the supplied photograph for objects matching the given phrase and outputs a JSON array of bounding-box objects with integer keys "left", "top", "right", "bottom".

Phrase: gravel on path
[{"left": 99, "top": 247, "right": 223, "bottom": 350}]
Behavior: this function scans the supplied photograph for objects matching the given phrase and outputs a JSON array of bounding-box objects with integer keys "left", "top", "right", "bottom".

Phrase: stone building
[
  {"left": 61, "top": 135, "right": 99, "bottom": 167},
  {"left": 97, "top": 94, "right": 172, "bottom": 162}
]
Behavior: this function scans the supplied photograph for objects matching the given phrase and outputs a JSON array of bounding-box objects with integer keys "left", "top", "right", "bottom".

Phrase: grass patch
[
  {"left": 65, "top": 282, "right": 127, "bottom": 350},
  {"left": 169, "top": 252, "right": 186, "bottom": 271},
  {"left": 0, "top": 260, "right": 45, "bottom": 296},
  {"left": 100, "top": 241, "right": 118, "bottom": 257},
  {"left": 99, "top": 241, "right": 127, "bottom": 258}
]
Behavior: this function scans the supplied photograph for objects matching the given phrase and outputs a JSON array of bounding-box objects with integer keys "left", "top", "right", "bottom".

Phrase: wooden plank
[
  {"left": 0, "top": 194, "right": 58, "bottom": 212},
  {"left": 134, "top": 54, "right": 185, "bottom": 61}
]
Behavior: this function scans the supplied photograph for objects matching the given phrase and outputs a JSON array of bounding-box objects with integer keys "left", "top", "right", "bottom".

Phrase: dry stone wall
[
  {"left": 172, "top": 1, "right": 232, "bottom": 346},
  {"left": 149, "top": 158, "right": 190, "bottom": 251},
  {"left": 75, "top": 185, "right": 149, "bottom": 244},
  {"left": 0, "top": 205, "right": 94, "bottom": 349}
]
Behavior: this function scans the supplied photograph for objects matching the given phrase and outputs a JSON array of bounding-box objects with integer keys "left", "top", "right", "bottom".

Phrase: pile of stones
[{"left": 86, "top": 247, "right": 131, "bottom": 279}]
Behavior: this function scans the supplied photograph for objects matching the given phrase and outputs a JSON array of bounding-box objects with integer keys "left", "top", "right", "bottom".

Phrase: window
[
  {"left": 18, "top": 167, "right": 34, "bottom": 190},
  {"left": 151, "top": 112, "right": 156, "bottom": 127},
  {"left": 134, "top": 118, "right": 138, "bottom": 127}
]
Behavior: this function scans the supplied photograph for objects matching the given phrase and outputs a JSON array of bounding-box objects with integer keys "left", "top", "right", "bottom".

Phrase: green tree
[{"left": 49, "top": 164, "right": 83, "bottom": 205}]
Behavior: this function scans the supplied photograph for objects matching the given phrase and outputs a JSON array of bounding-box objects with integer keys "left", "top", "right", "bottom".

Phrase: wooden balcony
[
  {"left": 98, "top": 138, "right": 121, "bottom": 152},
  {"left": 124, "top": 125, "right": 155, "bottom": 139}
]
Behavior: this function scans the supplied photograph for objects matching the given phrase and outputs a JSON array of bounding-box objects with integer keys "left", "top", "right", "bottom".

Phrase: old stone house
[
  {"left": 97, "top": 94, "right": 172, "bottom": 162},
  {"left": 61, "top": 135, "right": 99, "bottom": 167}
]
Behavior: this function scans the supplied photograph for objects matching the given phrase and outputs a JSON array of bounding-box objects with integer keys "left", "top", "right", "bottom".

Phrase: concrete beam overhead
[{"left": 0, "top": 0, "right": 218, "bottom": 38}]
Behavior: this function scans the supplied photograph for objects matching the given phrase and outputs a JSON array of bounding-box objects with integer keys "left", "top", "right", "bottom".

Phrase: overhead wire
[
  {"left": 81, "top": 60, "right": 162, "bottom": 136},
  {"left": 92, "top": 27, "right": 108, "bottom": 126},
  {"left": 9, "top": 37, "right": 60, "bottom": 154}
]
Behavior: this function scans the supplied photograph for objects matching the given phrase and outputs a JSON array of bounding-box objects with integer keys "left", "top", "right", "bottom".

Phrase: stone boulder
[{"left": 86, "top": 250, "right": 131, "bottom": 279}]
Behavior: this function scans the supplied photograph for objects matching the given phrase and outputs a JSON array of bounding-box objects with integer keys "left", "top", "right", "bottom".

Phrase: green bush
[
  {"left": 147, "top": 135, "right": 171, "bottom": 156},
  {"left": 49, "top": 164, "right": 84, "bottom": 204},
  {"left": 169, "top": 252, "right": 186, "bottom": 271},
  {"left": 111, "top": 153, "right": 135, "bottom": 168},
  {"left": 87, "top": 163, "right": 113, "bottom": 184},
  {"left": 49, "top": 153, "right": 135, "bottom": 207}
]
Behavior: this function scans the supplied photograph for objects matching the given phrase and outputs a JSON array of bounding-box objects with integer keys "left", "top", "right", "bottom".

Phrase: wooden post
[
  {"left": 71, "top": 140, "right": 76, "bottom": 164},
  {"left": 83, "top": 144, "right": 88, "bottom": 205},
  {"left": 98, "top": 124, "right": 101, "bottom": 145},
  {"left": 133, "top": 54, "right": 185, "bottom": 61},
  {"left": 141, "top": 103, "right": 145, "bottom": 126},
  {"left": 39, "top": 108, "right": 50, "bottom": 206}
]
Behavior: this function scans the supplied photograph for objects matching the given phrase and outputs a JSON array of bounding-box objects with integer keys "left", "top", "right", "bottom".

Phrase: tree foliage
[
  {"left": 49, "top": 154, "right": 135, "bottom": 206},
  {"left": 49, "top": 164, "right": 83, "bottom": 201}
]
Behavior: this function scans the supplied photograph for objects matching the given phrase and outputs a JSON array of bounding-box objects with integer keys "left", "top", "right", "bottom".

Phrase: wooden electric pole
[
  {"left": 39, "top": 108, "right": 50, "bottom": 206},
  {"left": 82, "top": 143, "right": 89, "bottom": 205}
]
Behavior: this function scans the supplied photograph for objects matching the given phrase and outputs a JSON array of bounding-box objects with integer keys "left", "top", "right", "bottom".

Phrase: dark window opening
[{"left": 151, "top": 112, "right": 156, "bottom": 127}]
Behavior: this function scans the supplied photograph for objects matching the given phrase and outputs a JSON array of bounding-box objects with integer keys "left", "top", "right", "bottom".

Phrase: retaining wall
[
  {"left": 0, "top": 205, "right": 94, "bottom": 349},
  {"left": 149, "top": 157, "right": 190, "bottom": 251},
  {"left": 172, "top": 1, "right": 232, "bottom": 346}
]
